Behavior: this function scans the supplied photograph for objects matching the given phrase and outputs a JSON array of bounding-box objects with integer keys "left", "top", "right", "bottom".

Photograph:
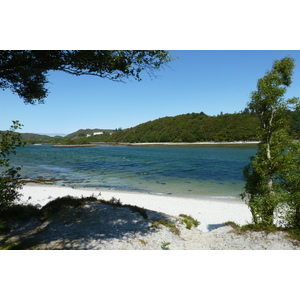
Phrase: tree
[
  {"left": 0, "top": 121, "right": 24, "bottom": 210},
  {"left": 0, "top": 50, "right": 173, "bottom": 104},
  {"left": 242, "top": 57, "right": 300, "bottom": 225}
]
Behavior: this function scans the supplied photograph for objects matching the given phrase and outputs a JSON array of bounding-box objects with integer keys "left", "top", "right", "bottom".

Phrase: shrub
[
  {"left": 0, "top": 167, "right": 24, "bottom": 212},
  {"left": 0, "top": 203, "right": 40, "bottom": 221},
  {"left": 41, "top": 195, "right": 98, "bottom": 216}
]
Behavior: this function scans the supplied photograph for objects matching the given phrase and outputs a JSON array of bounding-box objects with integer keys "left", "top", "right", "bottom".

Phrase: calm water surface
[{"left": 8, "top": 144, "right": 257, "bottom": 199}]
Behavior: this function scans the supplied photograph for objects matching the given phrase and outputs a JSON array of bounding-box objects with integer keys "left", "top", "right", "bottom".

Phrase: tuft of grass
[
  {"left": 161, "top": 241, "right": 171, "bottom": 250},
  {"left": 223, "top": 221, "right": 242, "bottom": 231},
  {"left": 179, "top": 214, "right": 200, "bottom": 229},
  {"left": 127, "top": 205, "right": 148, "bottom": 219},
  {"left": 106, "top": 197, "right": 122, "bottom": 206},
  {"left": 223, "top": 221, "right": 295, "bottom": 235},
  {"left": 152, "top": 218, "right": 180, "bottom": 235},
  {"left": 100, "top": 197, "right": 148, "bottom": 219}
]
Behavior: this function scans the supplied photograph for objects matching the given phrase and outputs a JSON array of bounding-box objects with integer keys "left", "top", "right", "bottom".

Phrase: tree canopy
[
  {"left": 0, "top": 50, "right": 173, "bottom": 104},
  {"left": 242, "top": 57, "right": 300, "bottom": 226}
]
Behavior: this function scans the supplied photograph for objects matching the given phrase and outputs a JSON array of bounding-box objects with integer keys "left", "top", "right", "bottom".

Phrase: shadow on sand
[{"left": 0, "top": 200, "right": 176, "bottom": 249}]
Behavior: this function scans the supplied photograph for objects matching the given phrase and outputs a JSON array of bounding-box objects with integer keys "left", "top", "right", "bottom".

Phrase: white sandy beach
[
  {"left": 4, "top": 183, "right": 300, "bottom": 249},
  {"left": 19, "top": 183, "right": 252, "bottom": 233}
]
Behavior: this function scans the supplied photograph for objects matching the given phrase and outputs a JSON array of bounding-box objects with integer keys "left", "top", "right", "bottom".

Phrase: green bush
[
  {"left": 41, "top": 195, "right": 98, "bottom": 217},
  {"left": 0, "top": 203, "right": 41, "bottom": 221},
  {"left": 0, "top": 167, "right": 24, "bottom": 212}
]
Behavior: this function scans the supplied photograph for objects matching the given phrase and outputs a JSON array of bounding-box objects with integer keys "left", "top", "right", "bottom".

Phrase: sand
[
  {"left": 3, "top": 183, "right": 299, "bottom": 249},
  {"left": 19, "top": 183, "right": 252, "bottom": 233}
]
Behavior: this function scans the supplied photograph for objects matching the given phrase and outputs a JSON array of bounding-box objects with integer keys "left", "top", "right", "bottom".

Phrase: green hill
[
  {"left": 64, "top": 128, "right": 115, "bottom": 140},
  {"left": 14, "top": 110, "right": 300, "bottom": 145},
  {"left": 89, "top": 110, "right": 300, "bottom": 143},
  {"left": 106, "top": 111, "right": 260, "bottom": 143},
  {"left": 19, "top": 133, "right": 62, "bottom": 144}
]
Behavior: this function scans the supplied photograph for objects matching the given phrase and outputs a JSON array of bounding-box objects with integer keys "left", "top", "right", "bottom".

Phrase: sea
[{"left": 5, "top": 144, "right": 257, "bottom": 199}]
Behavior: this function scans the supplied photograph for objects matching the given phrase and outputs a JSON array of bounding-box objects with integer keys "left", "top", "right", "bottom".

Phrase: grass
[
  {"left": 41, "top": 195, "right": 99, "bottom": 218},
  {"left": 152, "top": 218, "right": 180, "bottom": 235},
  {"left": 223, "top": 221, "right": 300, "bottom": 244},
  {"left": 100, "top": 197, "right": 148, "bottom": 219},
  {"left": 161, "top": 241, "right": 171, "bottom": 250},
  {"left": 223, "top": 221, "right": 281, "bottom": 233},
  {"left": 178, "top": 214, "right": 200, "bottom": 229}
]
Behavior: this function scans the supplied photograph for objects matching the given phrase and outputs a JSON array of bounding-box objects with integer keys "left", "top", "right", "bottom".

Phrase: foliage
[
  {"left": 0, "top": 168, "right": 24, "bottom": 211},
  {"left": 179, "top": 214, "right": 200, "bottom": 229},
  {"left": 0, "top": 121, "right": 24, "bottom": 211},
  {"left": 41, "top": 195, "right": 99, "bottom": 217},
  {"left": 61, "top": 111, "right": 260, "bottom": 144},
  {"left": 0, "top": 203, "right": 40, "bottom": 221},
  {"left": 0, "top": 121, "right": 24, "bottom": 167},
  {"left": 224, "top": 221, "right": 283, "bottom": 234},
  {"left": 242, "top": 57, "right": 300, "bottom": 226},
  {"left": 0, "top": 50, "right": 173, "bottom": 104},
  {"left": 152, "top": 218, "right": 180, "bottom": 235},
  {"left": 278, "top": 141, "right": 300, "bottom": 228},
  {"left": 161, "top": 241, "right": 171, "bottom": 250},
  {"left": 15, "top": 110, "right": 300, "bottom": 145}
]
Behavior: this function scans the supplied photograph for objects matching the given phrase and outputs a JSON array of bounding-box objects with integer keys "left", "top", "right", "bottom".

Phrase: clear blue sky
[{"left": 1, "top": 50, "right": 300, "bottom": 135}]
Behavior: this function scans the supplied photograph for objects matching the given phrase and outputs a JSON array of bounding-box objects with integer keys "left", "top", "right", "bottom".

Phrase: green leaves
[
  {"left": 0, "top": 121, "right": 24, "bottom": 211},
  {"left": 243, "top": 57, "right": 300, "bottom": 227},
  {"left": 0, "top": 50, "right": 173, "bottom": 104},
  {"left": 0, "top": 121, "right": 24, "bottom": 167}
]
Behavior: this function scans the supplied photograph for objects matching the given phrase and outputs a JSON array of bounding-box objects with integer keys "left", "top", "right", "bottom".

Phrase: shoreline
[
  {"left": 126, "top": 141, "right": 259, "bottom": 146},
  {"left": 19, "top": 183, "right": 252, "bottom": 233},
  {"left": 43, "top": 141, "right": 260, "bottom": 148}
]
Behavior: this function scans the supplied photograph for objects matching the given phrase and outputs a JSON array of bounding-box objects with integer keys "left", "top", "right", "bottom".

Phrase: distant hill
[
  {"left": 85, "top": 110, "right": 300, "bottom": 143},
  {"left": 105, "top": 111, "right": 260, "bottom": 143},
  {"left": 13, "top": 110, "right": 300, "bottom": 145},
  {"left": 64, "top": 128, "right": 115, "bottom": 140},
  {"left": 19, "top": 133, "right": 62, "bottom": 144}
]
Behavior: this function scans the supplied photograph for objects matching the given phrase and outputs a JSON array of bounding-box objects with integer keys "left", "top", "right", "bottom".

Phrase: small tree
[
  {"left": 0, "top": 121, "right": 24, "bottom": 211},
  {"left": 242, "top": 57, "right": 300, "bottom": 225}
]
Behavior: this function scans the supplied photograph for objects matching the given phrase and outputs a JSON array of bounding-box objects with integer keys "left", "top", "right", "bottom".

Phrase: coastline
[
  {"left": 48, "top": 141, "right": 260, "bottom": 148},
  {"left": 126, "top": 141, "right": 260, "bottom": 146},
  {"left": 19, "top": 183, "right": 252, "bottom": 233}
]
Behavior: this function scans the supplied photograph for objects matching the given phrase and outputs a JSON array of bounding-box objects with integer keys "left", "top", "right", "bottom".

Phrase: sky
[{"left": 1, "top": 50, "right": 300, "bottom": 135}]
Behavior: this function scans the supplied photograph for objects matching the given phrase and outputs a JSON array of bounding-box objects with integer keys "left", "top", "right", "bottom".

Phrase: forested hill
[
  {"left": 71, "top": 110, "right": 300, "bottom": 143},
  {"left": 110, "top": 112, "right": 260, "bottom": 143},
  {"left": 16, "top": 110, "right": 300, "bottom": 144}
]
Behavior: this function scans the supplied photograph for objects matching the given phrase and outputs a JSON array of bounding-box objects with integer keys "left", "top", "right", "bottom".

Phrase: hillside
[
  {"left": 19, "top": 133, "right": 63, "bottom": 144},
  {"left": 108, "top": 112, "right": 259, "bottom": 143},
  {"left": 64, "top": 128, "right": 115, "bottom": 140},
  {"left": 78, "top": 111, "right": 260, "bottom": 143},
  {"left": 105, "top": 110, "right": 300, "bottom": 143},
  {"left": 13, "top": 110, "right": 300, "bottom": 145}
]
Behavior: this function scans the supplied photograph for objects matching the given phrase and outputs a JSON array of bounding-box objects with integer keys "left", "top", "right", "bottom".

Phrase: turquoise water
[{"left": 7, "top": 144, "right": 257, "bottom": 198}]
